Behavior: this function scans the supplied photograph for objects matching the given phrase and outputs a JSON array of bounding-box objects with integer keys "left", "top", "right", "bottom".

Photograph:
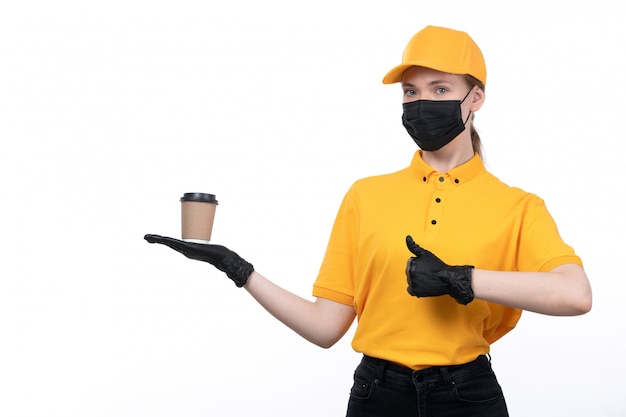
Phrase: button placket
[{"left": 425, "top": 174, "right": 450, "bottom": 235}]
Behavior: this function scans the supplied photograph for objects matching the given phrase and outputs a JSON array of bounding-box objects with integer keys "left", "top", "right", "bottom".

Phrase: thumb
[{"left": 406, "top": 235, "right": 425, "bottom": 256}]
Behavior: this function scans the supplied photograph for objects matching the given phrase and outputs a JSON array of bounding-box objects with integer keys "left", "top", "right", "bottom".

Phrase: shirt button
[
  {"left": 423, "top": 177, "right": 427, "bottom": 182},
  {"left": 439, "top": 176, "right": 444, "bottom": 182},
  {"left": 431, "top": 220, "right": 437, "bottom": 225},
  {"left": 454, "top": 179, "right": 460, "bottom": 184},
  {"left": 435, "top": 198, "right": 441, "bottom": 203}
]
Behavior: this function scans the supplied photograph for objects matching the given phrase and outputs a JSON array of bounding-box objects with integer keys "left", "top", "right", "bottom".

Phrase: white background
[{"left": 1, "top": 1, "right": 624, "bottom": 416}]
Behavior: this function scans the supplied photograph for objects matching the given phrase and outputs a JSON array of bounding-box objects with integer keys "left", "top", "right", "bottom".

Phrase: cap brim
[
  {"left": 382, "top": 64, "right": 410, "bottom": 84},
  {"left": 382, "top": 61, "right": 476, "bottom": 85}
]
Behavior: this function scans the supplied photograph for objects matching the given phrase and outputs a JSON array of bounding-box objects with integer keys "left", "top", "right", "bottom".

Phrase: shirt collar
[{"left": 410, "top": 150, "right": 485, "bottom": 185}]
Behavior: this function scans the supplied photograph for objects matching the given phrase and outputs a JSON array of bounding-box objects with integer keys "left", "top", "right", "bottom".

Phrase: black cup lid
[{"left": 180, "top": 192, "right": 218, "bottom": 204}]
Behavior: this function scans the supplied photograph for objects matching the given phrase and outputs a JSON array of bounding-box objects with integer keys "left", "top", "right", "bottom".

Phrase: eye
[
  {"left": 435, "top": 87, "right": 447, "bottom": 95},
  {"left": 404, "top": 89, "right": 417, "bottom": 97}
]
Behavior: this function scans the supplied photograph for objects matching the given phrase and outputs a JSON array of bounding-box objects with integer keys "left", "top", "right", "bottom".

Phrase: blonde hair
[{"left": 464, "top": 75, "right": 485, "bottom": 159}]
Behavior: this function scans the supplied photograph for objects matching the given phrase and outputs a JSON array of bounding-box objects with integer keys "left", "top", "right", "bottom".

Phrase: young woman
[{"left": 145, "top": 25, "right": 592, "bottom": 416}]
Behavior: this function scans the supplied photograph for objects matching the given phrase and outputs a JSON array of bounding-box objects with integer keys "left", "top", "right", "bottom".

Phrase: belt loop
[
  {"left": 375, "top": 358, "right": 386, "bottom": 388},
  {"left": 439, "top": 366, "right": 452, "bottom": 383}
]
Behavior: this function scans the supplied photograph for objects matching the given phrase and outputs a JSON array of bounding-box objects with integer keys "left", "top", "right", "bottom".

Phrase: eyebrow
[{"left": 402, "top": 79, "right": 455, "bottom": 88}]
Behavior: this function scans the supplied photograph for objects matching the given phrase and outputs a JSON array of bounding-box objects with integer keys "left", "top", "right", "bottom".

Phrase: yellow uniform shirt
[{"left": 312, "top": 151, "right": 582, "bottom": 370}]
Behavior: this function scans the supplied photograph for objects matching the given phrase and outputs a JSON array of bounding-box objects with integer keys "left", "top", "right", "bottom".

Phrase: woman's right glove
[{"left": 144, "top": 234, "right": 254, "bottom": 287}]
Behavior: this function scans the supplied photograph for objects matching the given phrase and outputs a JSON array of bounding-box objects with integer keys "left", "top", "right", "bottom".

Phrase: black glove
[
  {"left": 405, "top": 235, "right": 474, "bottom": 305},
  {"left": 144, "top": 234, "right": 254, "bottom": 288}
]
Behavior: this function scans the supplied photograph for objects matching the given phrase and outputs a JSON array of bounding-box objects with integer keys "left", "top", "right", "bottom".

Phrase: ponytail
[
  {"left": 464, "top": 75, "right": 486, "bottom": 159},
  {"left": 470, "top": 124, "right": 483, "bottom": 159}
]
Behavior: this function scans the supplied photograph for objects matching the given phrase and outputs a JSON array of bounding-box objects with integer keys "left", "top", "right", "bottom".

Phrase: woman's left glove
[
  {"left": 144, "top": 234, "right": 254, "bottom": 288},
  {"left": 405, "top": 235, "right": 474, "bottom": 305}
]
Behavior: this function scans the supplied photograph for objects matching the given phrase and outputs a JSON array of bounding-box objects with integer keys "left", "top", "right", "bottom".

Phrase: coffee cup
[{"left": 180, "top": 192, "right": 218, "bottom": 244}]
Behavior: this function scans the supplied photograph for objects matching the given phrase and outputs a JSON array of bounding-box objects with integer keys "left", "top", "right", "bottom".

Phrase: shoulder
[
  {"left": 349, "top": 166, "right": 414, "bottom": 193},
  {"left": 479, "top": 169, "right": 545, "bottom": 204}
]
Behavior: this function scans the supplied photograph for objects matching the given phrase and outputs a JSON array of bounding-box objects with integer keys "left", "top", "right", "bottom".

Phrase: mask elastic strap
[
  {"left": 460, "top": 87, "right": 473, "bottom": 104},
  {"left": 463, "top": 111, "right": 472, "bottom": 126},
  {"left": 461, "top": 87, "right": 474, "bottom": 126}
]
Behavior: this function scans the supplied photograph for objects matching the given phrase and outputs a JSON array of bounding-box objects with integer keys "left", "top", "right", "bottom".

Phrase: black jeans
[{"left": 346, "top": 355, "right": 509, "bottom": 417}]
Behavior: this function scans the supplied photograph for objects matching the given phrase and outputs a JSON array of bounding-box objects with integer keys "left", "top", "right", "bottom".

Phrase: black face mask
[{"left": 401, "top": 88, "right": 473, "bottom": 151}]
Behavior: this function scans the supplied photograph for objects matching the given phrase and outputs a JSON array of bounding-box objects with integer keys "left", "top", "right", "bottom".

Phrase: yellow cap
[{"left": 383, "top": 25, "right": 486, "bottom": 86}]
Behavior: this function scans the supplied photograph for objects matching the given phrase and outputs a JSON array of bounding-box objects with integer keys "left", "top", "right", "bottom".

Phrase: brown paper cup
[{"left": 180, "top": 193, "right": 218, "bottom": 244}]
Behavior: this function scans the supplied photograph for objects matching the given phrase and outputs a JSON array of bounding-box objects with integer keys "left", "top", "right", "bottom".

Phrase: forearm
[
  {"left": 471, "top": 264, "right": 592, "bottom": 316},
  {"left": 243, "top": 271, "right": 356, "bottom": 348}
]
